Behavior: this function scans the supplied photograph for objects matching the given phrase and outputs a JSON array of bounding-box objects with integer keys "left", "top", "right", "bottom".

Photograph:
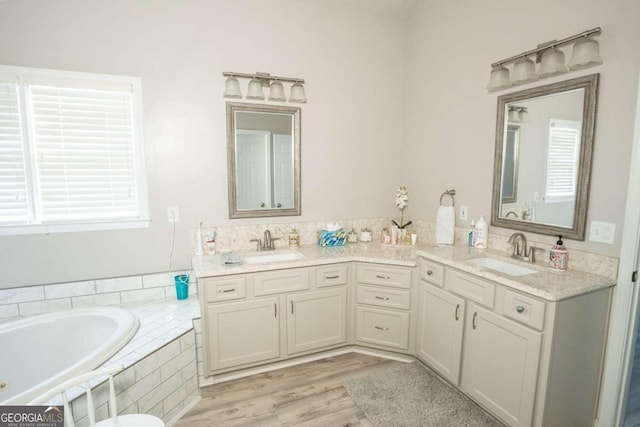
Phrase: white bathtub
[{"left": 0, "top": 307, "right": 139, "bottom": 405}]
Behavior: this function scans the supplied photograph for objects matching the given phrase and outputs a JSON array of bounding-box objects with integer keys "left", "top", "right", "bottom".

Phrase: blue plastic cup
[{"left": 174, "top": 274, "right": 189, "bottom": 300}]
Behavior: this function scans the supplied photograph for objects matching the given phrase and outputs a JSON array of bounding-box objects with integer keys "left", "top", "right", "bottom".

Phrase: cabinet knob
[
  {"left": 516, "top": 306, "right": 525, "bottom": 313},
  {"left": 375, "top": 296, "right": 391, "bottom": 301},
  {"left": 427, "top": 270, "right": 433, "bottom": 276},
  {"left": 374, "top": 326, "right": 389, "bottom": 331},
  {"left": 375, "top": 274, "right": 391, "bottom": 280}
]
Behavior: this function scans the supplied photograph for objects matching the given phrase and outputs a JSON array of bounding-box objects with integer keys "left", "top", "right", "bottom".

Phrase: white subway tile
[
  {"left": 0, "top": 286, "right": 44, "bottom": 304},
  {"left": 0, "top": 304, "right": 19, "bottom": 319},
  {"left": 142, "top": 272, "right": 177, "bottom": 289},
  {"left": 96, "top": 276, "right": 142, "bottom": 294},
  {"left": 134, "top": 340, "right": 181, "bottom": 380},
  {"left": 160, "top": 347, "right": 196, "bottom": 381},
  {"left": 120, "top": 288, "right": 165, "bottom": 304},
  {"left": 180, "top": 331, "right": 195, "bottom": 350},
  {"left": 72, "top": 292, "right": 121, "bottom": 308},
  {"left": 138, "top": 370, "right": 183, "bottom": 413},
  {"left": 18, "top": 298, "right": 71, "bottom": 316},
  {"left": 44, "top": 281, "right": 95, "bottom": 299},
  {"left": 119, "top": 369, "right": 162, "bottom": 404}
]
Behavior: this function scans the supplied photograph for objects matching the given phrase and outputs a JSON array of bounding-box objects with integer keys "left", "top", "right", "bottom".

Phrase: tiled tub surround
[
  {"left": 0, "top": 273, "right": 201, "bottom": 426},
  {"left": 192, "top": 218, "right": 619, "bottom": 280}
]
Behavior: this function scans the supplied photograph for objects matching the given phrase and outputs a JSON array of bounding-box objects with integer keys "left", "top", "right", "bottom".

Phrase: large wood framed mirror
[
  {"left": 491, "top": 74, "right": 599, "bottom": 240},
  {"left": 227, "top": 102, "right": 301, "bottom": 219}
]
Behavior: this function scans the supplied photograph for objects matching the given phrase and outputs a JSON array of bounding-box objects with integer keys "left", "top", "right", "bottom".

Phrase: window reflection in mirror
[{"left": 227, "top": 103, "right": 301, "bottom": 219}]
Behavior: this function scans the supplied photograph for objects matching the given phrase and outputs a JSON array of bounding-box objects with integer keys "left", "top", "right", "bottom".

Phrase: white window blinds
[
  {"left": 0, "top": 65, "right": 148, "bottom": 234},
  {"left": 30, "top": 86, "right": 138, "bottom": 221},
  {"left": 0, "top": 82, "right": 28, "bottom": 223},
  {"left": 545, "top": 119, "right": 581, "bottom": 202}
]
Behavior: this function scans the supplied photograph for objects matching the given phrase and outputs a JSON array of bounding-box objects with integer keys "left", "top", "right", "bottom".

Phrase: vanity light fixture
[
  {"left": 508, "top": 106, "right": 528, "bottom": 122},
  {"left": 487, "top": 27, "right": 602, "bottom": 91},
  {"left": 223, "top": 71, "right": 306, "bottom": 103}
]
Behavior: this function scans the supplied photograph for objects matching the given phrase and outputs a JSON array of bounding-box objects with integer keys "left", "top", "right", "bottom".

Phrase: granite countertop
[{"left": 192, "top": 243, "right": 616, "bottom": 302}]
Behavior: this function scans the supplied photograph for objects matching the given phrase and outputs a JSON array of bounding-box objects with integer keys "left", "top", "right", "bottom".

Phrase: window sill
[{"left": 0, "top": 218, "right": 151, "bottom": 236}]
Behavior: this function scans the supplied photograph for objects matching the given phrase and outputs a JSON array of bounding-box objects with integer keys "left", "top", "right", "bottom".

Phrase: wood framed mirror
[
  {"left": 227, "top": 102, "right": 301, "bottom": 219},
  {"left": 491, "top": 74, "right": 599, "bottom": 240}
]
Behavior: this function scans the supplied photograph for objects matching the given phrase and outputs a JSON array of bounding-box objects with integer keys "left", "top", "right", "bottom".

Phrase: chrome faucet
[
  {"left": 250, "top": 229, "right": 280, "bottom": 251},
  {"left": 508, "top": 232, "right": 538, "bottom": 263}
]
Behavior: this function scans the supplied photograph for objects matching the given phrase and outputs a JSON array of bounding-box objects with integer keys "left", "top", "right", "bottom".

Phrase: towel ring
[{"left": 440, "top": 189, "right": 456, "bottom": 207}]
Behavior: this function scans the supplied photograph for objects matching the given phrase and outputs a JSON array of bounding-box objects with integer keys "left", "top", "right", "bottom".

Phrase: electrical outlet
[
  {"left": 459, "top": 205, "right": 468, "bottom": 221},
  {"left": 167, "top": 206, "right": 180, "bottom": 223},
  {"left": 533, "top": 192, "right": 539, "bottom": 202},
  {"left": 589, "top": 220, "right": 615, "bottom": 244}
]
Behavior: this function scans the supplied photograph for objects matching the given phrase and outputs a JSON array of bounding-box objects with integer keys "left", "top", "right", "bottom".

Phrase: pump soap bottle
[
  {"left": 289, "top": 226, "right": 300, "bottom": 249},
  {"left": 550, "top": 235, "right": 568, "bottom": 271},
  {"left": 473, "top": 216, "right": 488, "bottom": 249}
]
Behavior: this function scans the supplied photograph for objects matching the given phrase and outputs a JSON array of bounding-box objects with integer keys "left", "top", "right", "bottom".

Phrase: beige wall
[
  {"left": 403, "top": 0, "right": 640, "bottom": 257},
  {"left": 0, "top": 0, "right": 406, "bottom": 288},
  {"left": 1, "top": 0, "right": 638, "bottom": 288}
]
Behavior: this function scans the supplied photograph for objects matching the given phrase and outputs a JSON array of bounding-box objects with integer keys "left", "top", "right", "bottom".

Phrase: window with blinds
[
  {"left": 544, "top": 118, "right": 581, "bottom": 202},
  {"left": 0, "top": 65, "right": 149, "bottom": 235}
]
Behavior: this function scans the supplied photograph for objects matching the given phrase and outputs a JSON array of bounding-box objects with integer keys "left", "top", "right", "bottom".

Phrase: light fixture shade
[
  {"left": 538, "top": 47, "right": 568, "bottom": 78},
  {"left": 247, "top": 78, "right": 265, "bottom": 100},
  {"left": 223, "top": 76, "right": 242, "bottom": 98},
  {"left": 268, "top": 80, "right": 286, "bottom": 101},
  {"left": 508, "top": 108, "right": 520, "bottom": 122},
  {"left": 512, "top": 57, "right": 538, "bottom": 85},
  {"left": 487, "top": 66, "right": 511, "bottom": 91},
  {"left": 519, "top": 108, "right": 529, "bottom": 122},
  {"left": 288, "top": 82, "right": 307, "bottom": 103},
  {"left": 568, "top": 37, "right": 603, "bottom": 70}
]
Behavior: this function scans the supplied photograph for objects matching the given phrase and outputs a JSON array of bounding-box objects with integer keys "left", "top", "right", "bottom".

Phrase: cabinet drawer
[
  {"left": 446, "top": 269, "right": 495, "bottom": 309},
  {"left": 355, "top": 306, "right": 410, "bottom": 350},
  {"left": 503, "top": 289, "right": 546, "bottom": 331},
  {"left": 203, "top": 277, "right": 247, "bottom": 303},
  {"left": 356, "top": 285, "right": 410, "bottom": 310},
  {"left": 254, "top": 268, "right": 310, "bottom": 296},
  {"left": 420, "top": 258, "right": 445, "bottom": 287},
  {"left": 356, "top": 264, "right": 411, "bottom": 289},
  {"left": 316, "top": 264, "right": 349, "bottom": 288}
]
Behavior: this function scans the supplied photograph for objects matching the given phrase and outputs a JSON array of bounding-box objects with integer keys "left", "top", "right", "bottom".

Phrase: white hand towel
[{"left": 436, "top": 205, "right": 455, "bottom": 245}]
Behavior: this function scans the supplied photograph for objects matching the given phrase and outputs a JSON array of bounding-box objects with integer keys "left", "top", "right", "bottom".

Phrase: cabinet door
[
  {"left": 207, "top": 297, "right": 280, "bottom": 371},
  {"left": 416, "top": 284, "right": 465, "bottom": 385},
  {"left": 462, "top": 303, "right": 541, "bottom": 427},
  {"left": 287, "top": 288, "right": 347, "bottom": 354}
]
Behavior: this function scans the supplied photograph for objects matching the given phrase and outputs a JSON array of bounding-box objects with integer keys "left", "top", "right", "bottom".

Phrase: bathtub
[{"left": 0, "top": 307, "right": 139, "bottom": 405}]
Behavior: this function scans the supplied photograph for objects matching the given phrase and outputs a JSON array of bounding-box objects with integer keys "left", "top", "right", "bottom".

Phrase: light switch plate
[
  {"left": 459, "top": 205, "right": 468, "bottom": 221},
  {"left": 589, "top": 221, "right": 615, "bottom": 244}
]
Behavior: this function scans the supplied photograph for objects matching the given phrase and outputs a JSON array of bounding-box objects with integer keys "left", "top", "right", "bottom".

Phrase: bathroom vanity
[{"left": 193, "top": 243, "right": 613, "bottom": 427}]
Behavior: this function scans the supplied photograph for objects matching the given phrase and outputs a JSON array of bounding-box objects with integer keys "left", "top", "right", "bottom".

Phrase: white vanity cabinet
[
  {"left": 353, "top": 263, "right": 416, "bottom": 353},
  {"left": 199, "top": 263, "right": 349, "bottom": 376},
  {"left": 416, "top": 256, "right": 612, "bottom": 427}
]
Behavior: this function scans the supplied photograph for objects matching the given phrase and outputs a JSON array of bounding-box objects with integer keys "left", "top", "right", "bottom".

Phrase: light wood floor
[{"left": 175, "top": 352, "right": 403, "bottom": 427}]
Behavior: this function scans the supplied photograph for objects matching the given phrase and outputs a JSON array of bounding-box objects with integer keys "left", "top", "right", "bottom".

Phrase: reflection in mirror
[
  {"left": 491, "top": 74, "right": 599, "bottom": 240},
  {"left": 227, "top": 103, "right": 301, "bottom": 219}
]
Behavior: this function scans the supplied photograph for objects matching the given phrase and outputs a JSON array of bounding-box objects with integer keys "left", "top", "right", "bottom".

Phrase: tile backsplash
[{"left": 192, "top": 217, "right": 619, "bottom": 280}]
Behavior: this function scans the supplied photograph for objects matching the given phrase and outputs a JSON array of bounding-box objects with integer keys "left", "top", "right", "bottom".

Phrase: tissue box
[{"left": 317, "top": 229, "right": 347, "bottom": 246}]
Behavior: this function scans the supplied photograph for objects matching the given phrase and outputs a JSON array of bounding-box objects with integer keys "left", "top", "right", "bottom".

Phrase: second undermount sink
[
  {"left": 467, "top": 257, "right": 537, "bottom": 277},
  {"left": 243, "top": 252, "right": 305, "bottom": 264}
]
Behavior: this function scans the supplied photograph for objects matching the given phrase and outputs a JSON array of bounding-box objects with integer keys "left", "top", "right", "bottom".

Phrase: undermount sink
[
  {"left": 467, "top": 257, "right": 537, "bottom": 277},
  {"left": 243, "top": 252, "right": 305, "bottom": 264}
]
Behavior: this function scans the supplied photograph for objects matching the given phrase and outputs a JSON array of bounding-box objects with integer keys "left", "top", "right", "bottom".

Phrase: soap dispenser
[
  {"left": 288, "top": 226, "right": 300, "bottom": 249},
  {"left": 550, "top": 235, "right": 568, "bottom": 271}
]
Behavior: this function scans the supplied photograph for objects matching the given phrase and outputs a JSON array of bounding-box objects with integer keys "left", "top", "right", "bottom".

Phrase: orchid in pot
[{"left": 392, "top": 186, "right": 411, "bottom": 242}]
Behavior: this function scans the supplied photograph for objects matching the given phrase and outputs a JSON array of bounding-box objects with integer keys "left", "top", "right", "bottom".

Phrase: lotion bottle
[
  {"left": 550, "top": 235, "right": 568, "bottom": 271},
  {"left": 288, "top": 226, "right": 300, "bottom": 249},
  {"left": 473, "top": 216, "right": 488, "bottom": 249},
  {"left": 468, "top": 220, "right": 476, "bottom": 247}
]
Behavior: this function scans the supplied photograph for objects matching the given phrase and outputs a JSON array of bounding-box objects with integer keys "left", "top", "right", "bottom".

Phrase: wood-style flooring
[{"left": 175, "top": 352, "right": 403, "bottom": 427}]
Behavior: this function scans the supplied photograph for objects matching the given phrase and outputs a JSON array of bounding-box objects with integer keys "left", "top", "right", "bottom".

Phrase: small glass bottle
[{"left": 288, "top": 226, "right": 300, "bottom": 249}]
